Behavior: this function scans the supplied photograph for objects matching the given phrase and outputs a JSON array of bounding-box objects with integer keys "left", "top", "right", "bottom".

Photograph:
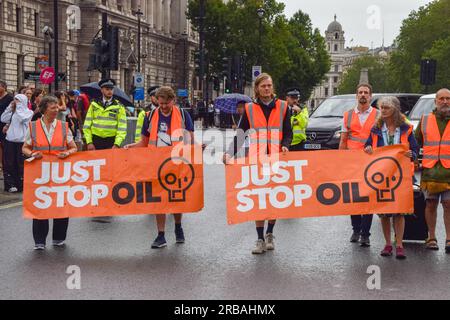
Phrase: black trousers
[
  {"left": 3, "top": 140, "right": 24, "bottom": 191},
  {"left": 351, "top": 215, "right": 373, "bottom": 237},
  {"left": 33, "top": 219, "right": 69, "bottom": 245},
  {"left": 92, "top": 135, "right": 115, "bottom": 150}
]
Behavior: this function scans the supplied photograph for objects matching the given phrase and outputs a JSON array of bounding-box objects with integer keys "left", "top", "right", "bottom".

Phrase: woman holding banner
[
  {"left": 223, "top": 73, "right": 292, "bottom": 254},
  {"left": 22, "top": 96, "right": 78, "bottom": 250},
  {"left": 364, "top": 96, "right": 419, "bottom": 259}
]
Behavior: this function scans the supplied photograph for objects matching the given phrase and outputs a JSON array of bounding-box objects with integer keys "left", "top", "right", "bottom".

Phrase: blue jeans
[{"left": 351, "top": 215, "right": 373, "bottom": 237}]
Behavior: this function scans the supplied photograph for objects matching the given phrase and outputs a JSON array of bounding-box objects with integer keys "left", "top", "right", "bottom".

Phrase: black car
[{"left": 303, "top": 93, "right": 422, "bottom": 150}]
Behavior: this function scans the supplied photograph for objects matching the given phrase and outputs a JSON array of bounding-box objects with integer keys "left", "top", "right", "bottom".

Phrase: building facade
[{"left": 0, "top": 0, "right": 197, "bottom": 101}]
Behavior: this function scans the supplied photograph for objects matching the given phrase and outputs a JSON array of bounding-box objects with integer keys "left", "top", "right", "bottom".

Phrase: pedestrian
[
  {"left": 55, "top": 91, "right": 69, "bottom": 121},
  {"left": 125, "top": 86, "right": 194, "bottom": 249},
  {"left": 0, "top": 94, "right": 33, "bottom": 193},
  {"left": 24, "top": 88, "right": 33, "bottom": 110},
  {"left": 286, "top": 88, "right": 309, "bottom": 151},
  {"left": 231, "top": 102, "right": 245, "bottom": 130},
  {"left": 208, "top": 100, "right": 215, "bottom": 128},
  {"left": 22, "top": 95, "right": 78, "bottom": 250},
  {"left": 0, "top": 80, "right": 14, "bottom": 186},
  {"left": 30, "top": 89, "right": 44, "bottom": 121},
  {"left": 364, "top": 96, "right": 419, "bottom": 259},
  {"left": 134, "top": 86, "right": 160, "bottom": 142},
  {"left": 339, "top": 83, "right": 379, "bottom": 247},
  {"left": 415, "top": 88, "right": 450, "bottom": 252},
  {"left": 223, "top": 73, "right": 292, "bottom": 254},
  {"left": 76, "top": 91, "right": 90, "bottom": 127}
]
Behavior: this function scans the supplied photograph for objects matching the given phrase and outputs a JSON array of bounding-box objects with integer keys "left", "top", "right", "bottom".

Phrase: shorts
[{"left": 424, "top": 190, "right": 450, "bottom": 203}]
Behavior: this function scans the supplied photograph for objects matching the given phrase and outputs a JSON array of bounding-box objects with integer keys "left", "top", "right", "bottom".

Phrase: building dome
[
  {"left": 379, "top": 50, "right": 388, "bottom": 58},
  {"left": 327, "top": 15, "right": 342, "bottom": 32}
]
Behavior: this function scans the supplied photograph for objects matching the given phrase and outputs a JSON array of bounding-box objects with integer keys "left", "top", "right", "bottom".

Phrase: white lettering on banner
[
  {"left": 33, "top": 160, "right": 108, "bottom": 209},
  {"left": 235, "top": 160, "right": 312, "bottom": 212}
]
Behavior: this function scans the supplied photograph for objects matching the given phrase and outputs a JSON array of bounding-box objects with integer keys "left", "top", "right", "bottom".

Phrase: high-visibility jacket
[
  {"left": 291, "top": 107, "right": 309, "bottom": 146},
  {"left": 421, "top": 113, "right": 450, "bottom": 169},
  {"left": 343, "top": 108, "right": 380, "bottom": 150},
  {"left": 83, "top": 99, "right": 127, "bottom": 146},
  {"left": 148, "top": 106, "right": 185, "bottom": 147},
  {"left": 29, "top": 119, "right": 68, "bottom": 155},
  {"left": 370, "top": 124, "right": 415, "bottom": 176},
  {"left": 135, "top": 110, "right": 148, "bottom": 142},
  {"left": 245, "top": 100, "right": 288, "bottom": 157}
]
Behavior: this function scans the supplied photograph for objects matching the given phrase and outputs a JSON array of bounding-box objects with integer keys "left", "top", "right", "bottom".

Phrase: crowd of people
[{"left": 0, "top": 76, "right": 449, "bottom": 259}]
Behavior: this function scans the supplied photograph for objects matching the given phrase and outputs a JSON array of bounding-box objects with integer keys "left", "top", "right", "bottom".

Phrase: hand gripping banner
[
  {"left": 23, "top": 145, "right": 204, "bottom": 220},
  {"left": 225, "top": 146, "right": 414, "bottom": 225}
]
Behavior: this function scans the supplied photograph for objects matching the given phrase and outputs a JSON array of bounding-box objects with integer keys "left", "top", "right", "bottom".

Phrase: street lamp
[
  {"left": 257, "top": 7, "right": 265, "bottom": 65},
  {"left": 133, "top": 7, "right": 144, "bottom": 73}
]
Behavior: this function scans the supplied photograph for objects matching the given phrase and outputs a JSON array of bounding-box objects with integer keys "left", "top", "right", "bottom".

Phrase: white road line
[{"left": 0, "top": 201, "right": 23, "bottom": 210}]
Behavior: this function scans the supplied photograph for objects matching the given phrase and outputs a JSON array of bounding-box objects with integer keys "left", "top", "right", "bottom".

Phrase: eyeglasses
[{"left": 437, "top": 97, "right": 450, "bottom": 102}]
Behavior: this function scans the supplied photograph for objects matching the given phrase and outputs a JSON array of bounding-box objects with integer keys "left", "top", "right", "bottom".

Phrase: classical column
[
  {"left": 155, "top": 0, "right": 162, "bottom": 31},
  {"left": 163, "top": 0, "right": 171, "bottom": 34},
  {"left": 147, "top": 0, "right": 154, "bottom": 28}
]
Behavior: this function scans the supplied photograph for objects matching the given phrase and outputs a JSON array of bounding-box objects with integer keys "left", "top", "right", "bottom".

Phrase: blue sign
[
  {"left": 134, "top": 87, "right": 145, "bottom": 101},
  {"left": 177, "top": 89, "right": 189, "bottom": 97}
]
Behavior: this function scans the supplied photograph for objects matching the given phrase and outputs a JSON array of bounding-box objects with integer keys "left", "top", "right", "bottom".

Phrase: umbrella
[
  {"left": 79, "top": 82, "right": 134, "bottom": 107},
  {"left": 214, "top": 93, "right": 252, "bottom": 114}
]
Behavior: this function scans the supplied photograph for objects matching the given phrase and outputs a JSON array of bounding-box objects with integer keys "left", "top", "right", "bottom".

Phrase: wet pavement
[{"left": 1, "top": 129, "right": 449, "bottom": 300}]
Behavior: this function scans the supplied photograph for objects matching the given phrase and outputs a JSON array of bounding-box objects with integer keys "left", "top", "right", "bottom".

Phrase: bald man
[{"left": 415, "top": 88, "right": 450, "bottom": 252}]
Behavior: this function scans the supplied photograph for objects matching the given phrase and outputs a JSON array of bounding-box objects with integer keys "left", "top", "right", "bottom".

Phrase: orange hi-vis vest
[
  {"left": 421, "top": 113, "right": 450, "bottom": 169},
  {"left": 148, "top": 106, "right": 185, "bottom": 146},
  {"left": 371, "top": 124, "right": 415, "bottom": 176},
  {"left": 29, "top": 119, "right": 68, "bottom": 155},
  {"left": 245, "top": 100, "right": 288, "bottom": 157},
  {"left": 343, "top": 107, "right": 380, "bottom": 150}
]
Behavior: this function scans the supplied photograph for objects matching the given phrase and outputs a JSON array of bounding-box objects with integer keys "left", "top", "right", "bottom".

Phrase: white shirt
[
  {"left": 341, "top": 106, "right": 374, "bottom": 133},
  {"left": 24, "top": 118, "right": 74, "bottom": 146}
]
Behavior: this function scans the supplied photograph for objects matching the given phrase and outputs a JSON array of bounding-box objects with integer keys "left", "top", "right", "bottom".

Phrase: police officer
[
  {"left": 135, "top": 86, "right": 160, "bottom": 142},
  {"left": 83, "top": 79, "right": 128, "bottom": 151},
  {"left": 286, "top": 88, "right": 309, "bottom": 151}
]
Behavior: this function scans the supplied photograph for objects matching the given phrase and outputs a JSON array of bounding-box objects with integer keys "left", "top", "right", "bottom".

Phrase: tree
[{"left": 338, "top": 55, "right": 393, "bottom": 94}]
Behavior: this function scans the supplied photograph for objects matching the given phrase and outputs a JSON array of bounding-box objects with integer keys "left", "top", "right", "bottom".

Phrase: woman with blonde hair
[{"left": 364, "top": 96, "right": 419, "bottom": 259}]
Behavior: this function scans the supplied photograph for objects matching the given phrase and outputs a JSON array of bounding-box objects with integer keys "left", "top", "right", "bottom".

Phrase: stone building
[{"left": 0, "top": 0, "right": 197, "bottom": 100}]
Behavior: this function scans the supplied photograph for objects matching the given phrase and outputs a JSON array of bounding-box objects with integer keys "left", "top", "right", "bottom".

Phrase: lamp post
[
  {"left": 53, "top": 0, "right": 59, "bottom": 92},
  {"left": 134, "top": 8, "right": 144, "bottom": 73},
  {"left": 257, "top": 7, "right": 265, "bottom": 66}
]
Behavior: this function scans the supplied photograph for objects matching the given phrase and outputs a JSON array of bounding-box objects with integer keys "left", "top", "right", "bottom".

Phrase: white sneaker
[
  {"left": 33, "top": 244, "right": 45, "bottom": 251},
  {"left": 252, "top": 239, "right": 266, "bottom": 254},
  {"left": 8, "top": 187, "right": 18, "bottom": 193},
  {"left": 265, "top": 233, "right": 275, "bottom": 251},
  {"left": 52, "top": 240, "right": 65, "bottom": 247}
]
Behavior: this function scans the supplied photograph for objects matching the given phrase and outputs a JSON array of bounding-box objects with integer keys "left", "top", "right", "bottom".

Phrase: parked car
[
  {"left": 303, "top": 93, "right": 422, "bottom": 150},
  {"left": 409, "top": 94, "right": 436, "bottom": 130}
]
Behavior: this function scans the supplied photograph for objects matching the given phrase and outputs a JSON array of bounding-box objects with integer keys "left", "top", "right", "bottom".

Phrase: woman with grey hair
[{"left": 364, "top": 96, "right": 419, "bottom": 259}]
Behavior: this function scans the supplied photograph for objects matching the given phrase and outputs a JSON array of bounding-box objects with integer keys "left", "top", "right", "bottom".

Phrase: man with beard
[
  {"left": 339, "top": 83, "right": 379, "bottom": 247},
  {"left": 415, "top": 88, "right": 450, "bottom": 252}
]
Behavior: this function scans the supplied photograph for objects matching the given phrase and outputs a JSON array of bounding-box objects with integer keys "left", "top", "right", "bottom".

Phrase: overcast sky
[{"left": 279, "top": 0, "right": 433, "bottom": 48}]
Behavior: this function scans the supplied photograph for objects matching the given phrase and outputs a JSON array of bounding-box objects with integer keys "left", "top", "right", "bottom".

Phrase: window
[
  {"left": 16, "top": 6, "right": 23, "bottom": 33},
  {"left": 34, "top": 11, "right": 40, "bottom": 37},
  {"left": 335, "top": 33, "right": 339, "bottom": 40},
  {"left": 17, "top": 54, "right": 24, "bottom": 88},
  {"left": 0, "top": 1, "right": 4, "bottom": 29},
  {"left": 0, "top": 52, "right": 5, "bottom": 79},
  {"left": 334, "top": 65, "right": 339, "bottom": 72},
  {"left": 333, "top": 76, "right": 338, "bottom": 83},
  {"left": 334, "top": 44, "right": 338, "bottom": 52},
  {"left": 325, "top": 88, "right": 329, "bottom": 97}
]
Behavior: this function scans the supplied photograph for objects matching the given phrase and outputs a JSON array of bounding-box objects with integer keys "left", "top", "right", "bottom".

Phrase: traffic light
[
  {"left": 90, "top": 25, "right": 120, "bottom": 72},
  {"left": 222, "top": 57, "right": 231, "bottom": 78},
  {"left": 213, "top": 77, "right": 220, "bottom": 91},
  {"left": 194, "top": 50, "right": 201, "bottom": 75},
  {"left": 224, "top": 79, "right": 231, "bottom": 93},
  {"left": 420, "top": 59, "right": 437, "bottom": 86},
  {"left": 108, "top": 26, "right": 119, "bottom": 70}
]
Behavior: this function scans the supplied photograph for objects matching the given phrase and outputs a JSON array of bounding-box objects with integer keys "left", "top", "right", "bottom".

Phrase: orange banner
[
  {"left": 23, "top": 145, "right": 204, "bottom": 220},
  {"left": 225, "top": 146, "right": 414, "bottom": 225}
]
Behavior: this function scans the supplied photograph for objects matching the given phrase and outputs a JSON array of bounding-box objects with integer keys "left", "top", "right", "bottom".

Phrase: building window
[
  {"left": 0, "top": 52, "right": 5, "bottom": 79},
  {"left": 325, "top": 88, "right": 329, "bottom": 97},
  {"left": 334, "top": 65, "right": 339, "bottom": 72},
  {"left": 335, "top": 33, "right": 339, "bottom": 40},
  {"left": 333, "top": 76, "right": 338, "bottom": 83},
  {"left": 16, "top": 6, "right": 23, "bottom": 33},
  {"left": 0, "top": 1, "right": 4, "bottom": 29},
  {"left": 34, "top": 11, "right": 40, "bottom": 37},
  {"left": 334, "top": 44, "right": 338, "bottom": 52},
  {"left": 101, "top": 0, "right": 107, "bottom": 6},
  {"left": 17, "top": 54, "right": 24, "bottom": 87}
]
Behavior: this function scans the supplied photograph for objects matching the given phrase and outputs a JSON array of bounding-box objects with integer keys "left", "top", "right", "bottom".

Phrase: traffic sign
[
  {"left": 134, "top": 87, "right": 145, "bottom": 101},
  {"left": 134, "top": 73, "right": 144, "bottom": 88},
  {"left": 177, "top": 89, "right": 189, "bottom": 97},
  {"left": 252, "top": 66, "right": 262, "bottom": 82},
  {"left": 37, "top": 56, "right": 49, "bottom": 70}
]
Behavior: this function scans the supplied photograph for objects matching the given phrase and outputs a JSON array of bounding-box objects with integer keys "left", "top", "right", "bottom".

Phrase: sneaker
[
  {"left": 380, "top": 245, "right": 393, "bottom": 257},
  {"left": 151, "top": 234, "right": 167, "bottom": 249},
  {"left": 33, "top": 244, "right": 45, "bottom": 251},
  {"left": 396, "top": 247, "right": 406, "bottom": 260},
  {"left": 8, "top": 187, "right": 18, "bottom": 193},
  {"left": 52, "top": 240, "right": 66, "bottom": 247},
  {"left": 360, "top": 235, "right": 370, "bottom": 247},
  {"left": 265, "top": 233, "right": 275, "bottom": 251},
  {"left": 252, "top": 239, "right": 266, "bottom": 254},
  {"left": 350, "top": 232, "right": 360, "bottom": 243},
  {"left": 175, "top": 227, "right": 185, "bottom": 244}
]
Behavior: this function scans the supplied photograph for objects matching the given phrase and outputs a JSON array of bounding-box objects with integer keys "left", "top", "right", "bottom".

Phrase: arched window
[{"left": 334, "top": 44, "right": 338, "bottom": 52}]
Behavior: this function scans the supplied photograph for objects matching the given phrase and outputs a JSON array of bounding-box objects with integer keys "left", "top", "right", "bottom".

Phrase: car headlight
[{"left": 333, "top": 131, "right": 341, "bottom": 139}]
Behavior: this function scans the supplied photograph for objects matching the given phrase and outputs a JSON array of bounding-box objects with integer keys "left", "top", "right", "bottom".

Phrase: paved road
[{"left": 1, "top": 129, "right": 449, "bottom": 300}]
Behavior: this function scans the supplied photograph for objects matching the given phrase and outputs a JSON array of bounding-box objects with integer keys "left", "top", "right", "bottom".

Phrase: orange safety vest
[
  {"left": 343, "top": 108, "right": 380, "bottom": 150},
  {"left": 245, "top": 100, "right": 288, "bottom": 157},
  {"left": 148, "top": 106, "right": 185, "bottom": 146},
  {"left": 421, "top": 113, "right": 450, "bottom": 169},
  {"left": 371, "top": 125, "right": 415, "bottom": 176},
  {"left": 29, "top": 119, "right": 68, "bottom": 155}
]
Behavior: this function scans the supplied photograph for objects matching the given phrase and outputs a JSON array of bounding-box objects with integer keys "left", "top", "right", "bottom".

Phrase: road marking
[{"left": 0, "top": 201, "right": 23, "bottom": 210}]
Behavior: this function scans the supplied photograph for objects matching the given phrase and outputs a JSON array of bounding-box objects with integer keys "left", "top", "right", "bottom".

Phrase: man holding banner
[
  {"left": 223, "top": 73, "right": 292, "bottom": 254},
  {"left": 125, "top": 86, "right": 194, "bottom": 249},
  {"left": 22, "top": 96, "right": 78, "bottom": 250},
  {"left": 340, "top": 83, "right": 379, "bottom": 247}
]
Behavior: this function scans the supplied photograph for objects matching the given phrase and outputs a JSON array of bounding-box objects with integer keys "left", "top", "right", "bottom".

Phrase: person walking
[
  {"left": 364, "top": 96, "right": 419, "bottom": 259},
  {"left": 0, "top": 80, "right": 14, "bottom": 186},
  {"left": 415, "top": 88, "right": 450, "bottom": 252},
  {"left": 125, "top": 86, "right": 194, "bottom": 249},
  {"left": 340, "top": 83, "right": 379, "bottom": 247},
  {"left": 1, "top": 94, "right": 33, "bottom": 193},
  {"left": 223, "top": 73, "right": 292, "bottom": 254},
  {"left": 22, "top": 96, "right": 77, "bottom": 250}
]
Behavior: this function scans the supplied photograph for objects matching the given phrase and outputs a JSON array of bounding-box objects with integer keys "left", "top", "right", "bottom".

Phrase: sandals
[
  {"left": 380, "top": 245, "right": 393, "bottom": 257},
  {"left": 446, "top": 240, "right": 450, "bottom": 254},
  {"left": 426, "top": 238, "right": 439, "bottom": 251}
]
